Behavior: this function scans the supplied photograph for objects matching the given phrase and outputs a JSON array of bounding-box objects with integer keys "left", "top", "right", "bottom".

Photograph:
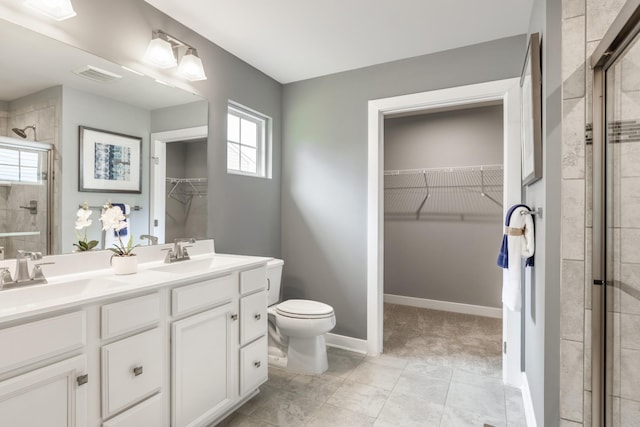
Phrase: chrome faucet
[
  {"left": 163, "top": 238, "right": 196, "bottom": 263},
  {"left": 140, "top": 234, "right": 159, "bottom": 245},
  {"left": 15, "top": 251, "right": 42, "bottom": 282},
  {"left": 0, "top": 251, "right": 55, "bottom": 290}
]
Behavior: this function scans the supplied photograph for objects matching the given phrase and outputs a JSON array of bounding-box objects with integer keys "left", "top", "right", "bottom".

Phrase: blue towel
[
  {"left": 497, "top": 204, "right": 534, "bottom": 268},
  {"left": 112, "top": 203, "right": 128, "bottom": 237}
]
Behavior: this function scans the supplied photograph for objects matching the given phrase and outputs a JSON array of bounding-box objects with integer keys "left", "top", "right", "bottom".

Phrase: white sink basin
[
  {"left": 149, "top": 255, "right": 247, "bottom": 275},
  {"left": 0, "top": 277, "right": 122, "bottom": 312}
]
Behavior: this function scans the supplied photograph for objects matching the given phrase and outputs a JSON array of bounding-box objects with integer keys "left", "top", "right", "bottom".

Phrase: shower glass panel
[
  {"left": 604, "top": 30, "right": 640, "bottom": 426},
  {"left": 0, "top": 139, "right": 52, "bottom": 259}
]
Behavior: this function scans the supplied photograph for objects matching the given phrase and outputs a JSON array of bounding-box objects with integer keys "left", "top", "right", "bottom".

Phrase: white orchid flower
[
  {"left": 100, "top": 205, "right": 126, "bottom": 231},
  {"left": 75, "top": 207, "right": 93, "bottom": 230}
]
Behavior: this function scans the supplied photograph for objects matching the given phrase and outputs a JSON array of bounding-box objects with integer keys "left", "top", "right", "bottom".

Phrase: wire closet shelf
[
  {"left": 166, "top": 177, "right": 208, "bottom": 205},
  {"left": 384, "top": 164, "right": 503, "bottom": 220}
]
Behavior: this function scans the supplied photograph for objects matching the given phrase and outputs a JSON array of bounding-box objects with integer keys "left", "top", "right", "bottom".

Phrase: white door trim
[
  {"left": 366, "top": 78, "right": 522, "bottom": 386},
  {"left": 149, "top": 126, "right": 208, "bottom": 244}
]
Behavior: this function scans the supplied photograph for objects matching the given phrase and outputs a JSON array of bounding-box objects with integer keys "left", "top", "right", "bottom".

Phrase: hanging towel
[{"left": 497, "top": 204, "right": 535, "bottom": 312}]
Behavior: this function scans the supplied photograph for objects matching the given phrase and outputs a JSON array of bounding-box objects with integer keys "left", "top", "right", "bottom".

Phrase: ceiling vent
[{"left": 73, "top": 65, "right": 122, "bottom": 83}]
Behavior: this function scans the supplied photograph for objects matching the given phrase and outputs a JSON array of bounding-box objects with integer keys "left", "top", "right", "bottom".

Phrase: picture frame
[
  {"left": 520, "top": 32, "right": 542, "bottom": 186},
  {"left": 79, "top": 126, "right": 142, "bottom": 193}
]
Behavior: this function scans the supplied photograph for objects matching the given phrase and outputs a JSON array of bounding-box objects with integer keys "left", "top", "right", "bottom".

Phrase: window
[
  {"left": 0, "top": 147, "right": 40, "bottom": 183},
  {"left": 227, "top": 103, "right": 270, "bottom": 178}
]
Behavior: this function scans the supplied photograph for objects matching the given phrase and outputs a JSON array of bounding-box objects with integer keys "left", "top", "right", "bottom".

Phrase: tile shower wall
[
  {"left": 560, "top": 0, "right": 625, "bottom": 425},
  {"left": 1, "top": 87, "right": 61, "bottom": 257}
]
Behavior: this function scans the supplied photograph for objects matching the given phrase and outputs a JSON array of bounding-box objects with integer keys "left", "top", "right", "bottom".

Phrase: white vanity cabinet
[
  {"left": 0, "top": 312, "right": 88, "bottom": 427},
  {"left": 0, "top": 250, "right": 270, "bottom": 427}
]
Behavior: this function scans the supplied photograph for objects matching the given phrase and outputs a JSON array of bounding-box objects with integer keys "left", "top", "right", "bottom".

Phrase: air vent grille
[{"left": 73, "top": 65, "right": 122, "bottom": 83}]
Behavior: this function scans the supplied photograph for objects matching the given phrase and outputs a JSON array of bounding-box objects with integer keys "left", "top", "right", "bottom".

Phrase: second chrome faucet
[{"left": 163, "top": 238, "right": 196, "bottom": 263}]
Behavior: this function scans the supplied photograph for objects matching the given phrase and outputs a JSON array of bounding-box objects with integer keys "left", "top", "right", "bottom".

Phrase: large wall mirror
[{"left": 0, "top": 19, "right": 208, "bottom": 258}]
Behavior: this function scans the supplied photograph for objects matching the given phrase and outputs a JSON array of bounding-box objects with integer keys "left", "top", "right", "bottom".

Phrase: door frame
[
  {"left": 366, "top": 78, "right": 522, "bottom": 386},
  {"left": 149, "top": 126, "right": 208, "bottom": 244}
]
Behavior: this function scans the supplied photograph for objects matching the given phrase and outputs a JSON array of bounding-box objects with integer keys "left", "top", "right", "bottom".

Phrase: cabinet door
[
  {"left": 0, "top": 355, "right": 87, "bottom": 427},
  {"left": 172, "top": 303, "right": 237, "bottom": 427}
]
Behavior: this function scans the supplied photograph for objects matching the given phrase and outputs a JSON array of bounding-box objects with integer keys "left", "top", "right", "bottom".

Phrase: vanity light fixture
[
  {"left": 143, "top": 30, "right": 177, "bottom": 69},
  {"left": 144, "top": 30, "right": 207, "bottom": 81},
  {"left": 24, "top": 0, "right": 76, "bottom": 21},
  {"left": 178, "top": 48, "right": 207, "bottom": 81}
]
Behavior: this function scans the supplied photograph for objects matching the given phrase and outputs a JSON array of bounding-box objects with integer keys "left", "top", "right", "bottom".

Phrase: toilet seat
[{"left": 275, "top": 299, "right": 334, "bottom": 319}]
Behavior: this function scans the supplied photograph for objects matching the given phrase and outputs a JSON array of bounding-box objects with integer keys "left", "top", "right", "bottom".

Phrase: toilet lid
[{"left": 276, "top": 299, "right": 334, "bottom": 318}]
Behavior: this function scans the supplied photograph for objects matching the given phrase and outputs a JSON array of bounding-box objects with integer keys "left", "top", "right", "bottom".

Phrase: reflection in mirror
[{"left": 0, "top": 19, "right": 208, "bottom": 257}]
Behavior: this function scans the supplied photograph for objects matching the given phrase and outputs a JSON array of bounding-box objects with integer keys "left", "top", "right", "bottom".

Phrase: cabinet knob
[
  {"left": 254, "top": 361, "right": 261, "bottom": 368},
  {"left": 231, "top": 313, "right": 238, "bottom": 321},
  {"left": 133, "top": 366, "right": 143, "bottom": 376},
  {"left": 254, "top": 313, "right": 261, "bottom": 320},
  {"left": 76, "top": 374, "right": 88, "bottom": 386}
]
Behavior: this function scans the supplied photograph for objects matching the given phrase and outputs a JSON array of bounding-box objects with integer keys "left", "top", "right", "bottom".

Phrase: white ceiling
[{"left": 144, "top": 0, "right": 534, "bottom": 84}]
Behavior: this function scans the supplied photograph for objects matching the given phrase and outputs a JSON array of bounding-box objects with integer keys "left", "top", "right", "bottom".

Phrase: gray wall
[
  {"left": 150, "top": 100, "right": 208, "bottom": 133},
  {"left": 282, "top": 35, "right": 526, "bottom": 339},
  {"left": 61, "top": 86, "right": 151, "bottom": 252},
  {"left": 383, "top": 106, "right": 503, "bottom": 308},
  {"left": 0, "top": 0, "right": 282, "bottom": 259},
  {"left": 524, "top": 0, "right": 562, "bottom": 425}
]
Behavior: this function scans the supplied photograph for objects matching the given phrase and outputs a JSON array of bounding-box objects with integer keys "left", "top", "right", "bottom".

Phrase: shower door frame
[
  {"left": 0, "top": 136, "right": 53, "bottom": 256},
  {"left": 591, "top": 1, "right": 640, "bottom": 425}
]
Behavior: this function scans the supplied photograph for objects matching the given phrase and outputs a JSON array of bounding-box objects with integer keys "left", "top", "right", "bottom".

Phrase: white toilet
[{"left": 266, "top": 258, "right": 336, "bottom": 374}]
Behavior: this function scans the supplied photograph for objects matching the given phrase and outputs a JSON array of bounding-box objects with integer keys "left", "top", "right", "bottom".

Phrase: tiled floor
[{"left": 218, "top": 303, "right": 527, "bottom": 427}]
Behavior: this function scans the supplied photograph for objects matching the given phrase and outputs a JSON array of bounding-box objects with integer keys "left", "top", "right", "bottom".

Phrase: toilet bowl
[{"left": 266, "top": 259, "right": 336, "bottom": 374}]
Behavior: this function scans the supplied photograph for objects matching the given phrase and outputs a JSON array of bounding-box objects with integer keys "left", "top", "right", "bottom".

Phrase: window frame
[{"left": 226, "top": 102, "right": 271, "bottom": 179}]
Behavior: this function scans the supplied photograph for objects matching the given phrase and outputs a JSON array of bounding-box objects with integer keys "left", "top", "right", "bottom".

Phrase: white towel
[{"left": 502, "top": 206, "right": 535, "bottom": 312}]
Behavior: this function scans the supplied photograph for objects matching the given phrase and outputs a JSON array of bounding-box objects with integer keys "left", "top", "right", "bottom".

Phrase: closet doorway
[
  {"left": 367, "top": 78, "right": 523, "bottom": 386},
  {"left": 381, "top": 103, "right": 506, "bottom": 393},
  {"left": 149, "top": 126, "right": 208, "bottom": 244}
]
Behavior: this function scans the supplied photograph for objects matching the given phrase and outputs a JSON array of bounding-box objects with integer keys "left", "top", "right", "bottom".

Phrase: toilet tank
[{"left": 266, "top": 258, "right": 284, "bottom": 307}]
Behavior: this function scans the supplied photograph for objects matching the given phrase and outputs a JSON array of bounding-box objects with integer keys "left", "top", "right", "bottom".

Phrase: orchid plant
[
  {"left": 73, "top": 202, "right": 98, "bottom": 251},
  {"left": 99, "top": 202, "right": 139, "bottom": 257}
]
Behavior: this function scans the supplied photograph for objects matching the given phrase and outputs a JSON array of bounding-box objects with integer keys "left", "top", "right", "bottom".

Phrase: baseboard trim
[
  {"left": 384, "top": 294, "right": 502, "bottom": 319},
  {"left": 521, "top": 372, "right": 537, "bottom": 427},
  {"left": 325, "top": 333, "right": 368, "bottom": 354}
]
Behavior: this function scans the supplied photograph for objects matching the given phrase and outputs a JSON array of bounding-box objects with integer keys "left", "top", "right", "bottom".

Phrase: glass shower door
[
  {"left": 0, "top": 140, "right": 52, "bottom": 259},
  {"left": 604, "top": 30, "right": 640, "bottom": 426}
]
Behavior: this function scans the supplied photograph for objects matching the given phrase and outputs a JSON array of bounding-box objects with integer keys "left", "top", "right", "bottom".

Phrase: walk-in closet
[{"left": 382, "top": 103, "right": 504, "bottom": 371}]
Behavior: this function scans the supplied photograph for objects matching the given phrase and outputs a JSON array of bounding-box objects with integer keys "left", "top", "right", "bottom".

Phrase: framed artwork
[
  {"left": 79, "top": 126, "right": 142, "bottom": 193},
  {"left": 520, "top": 32, "right": 542, "bottom": 186}
]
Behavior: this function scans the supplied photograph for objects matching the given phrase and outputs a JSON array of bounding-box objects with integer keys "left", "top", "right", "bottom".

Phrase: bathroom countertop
[{"left": 0, "top": 252, "right": 270, "bottom": 324}]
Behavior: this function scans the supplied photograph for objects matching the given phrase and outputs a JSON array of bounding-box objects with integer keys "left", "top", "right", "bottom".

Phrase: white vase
[{"left": 111, "top": 255, "right": 138, "bottom": 275}]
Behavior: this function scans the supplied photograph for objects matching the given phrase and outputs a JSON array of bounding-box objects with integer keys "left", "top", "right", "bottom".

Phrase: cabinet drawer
[
  {"left": 172, "top": 274, "right": 236, "bottom": 317},
  {"left": 102, "top": 293, "right": 160, "bottom": 340},
  {"left": 240, "top": 266, "right": 267, "bottom": 295},
  {"left": 101, "top": 328, "right": 163, "bottom": 418},
  {"left": 240, "top": 291, "right": 267, "bottom": 345},
  {"left": 0, "top": 311, "right": 85, "bottom": 374},
  {"left": 239, "top": 336, "right": 268, "bottom": 396},
  {"left": 102, "top": 393, "right": 164, "bottom": 427}
]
